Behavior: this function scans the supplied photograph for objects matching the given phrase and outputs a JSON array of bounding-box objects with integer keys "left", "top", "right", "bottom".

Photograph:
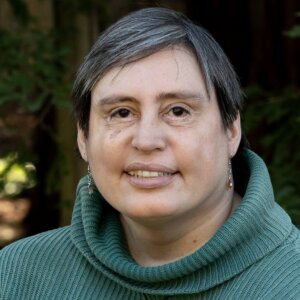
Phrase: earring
[
  {"left": 87, "top": 165, "right": 93, "bottom": 194},
  {"left": 227, "top": 159, "right": 233, "bottom": 189}
]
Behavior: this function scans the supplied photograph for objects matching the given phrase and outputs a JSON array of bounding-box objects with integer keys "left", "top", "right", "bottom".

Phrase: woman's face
[{"left": 78, "top": 47, "right": 241, "bottom": 224}]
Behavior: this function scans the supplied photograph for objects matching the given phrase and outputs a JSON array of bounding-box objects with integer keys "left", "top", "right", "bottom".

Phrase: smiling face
[{"left": 77, "top": 47, "right": 241, "bottom": 225}]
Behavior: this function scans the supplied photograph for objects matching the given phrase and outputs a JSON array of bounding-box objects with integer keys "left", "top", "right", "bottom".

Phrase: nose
[{"left": 131, "top": 116, "right": 166, "bottom": 152}]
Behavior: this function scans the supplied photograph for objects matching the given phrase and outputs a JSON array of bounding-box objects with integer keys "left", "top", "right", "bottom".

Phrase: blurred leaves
[
  {"left": 8, "top": 0, "right": 31, "bottom": 26},
  {"left": 284, "top": 11, "right": 300, "bottom": 38},
  {"left": 0, "top": 153, "right": 36, "bottom": 197},
  {"left": 244, "top": 86, "right": 300, "bottom": 226},
  {"left": 0, "top": 27, "right": 71, "bottom": 113},
  {"left": 244, "top": 13, "right": 300, "bottom": 227},
  {"left": 284, "top": 25, "right": 300, "bottom": 38},
  {"left": 0, "top": 0, "right": 72, "bottom": 197}
]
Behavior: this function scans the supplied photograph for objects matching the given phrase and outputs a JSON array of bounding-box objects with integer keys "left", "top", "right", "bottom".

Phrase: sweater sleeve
[
  {"left": 0, "top": 240, "right": 28, "bottom": 299},
  {"left": 0, "top": 227, "right": 72, "bottom": 299},
  {"left": 0, "top": 249, "right": 3, "bottom": 299}
]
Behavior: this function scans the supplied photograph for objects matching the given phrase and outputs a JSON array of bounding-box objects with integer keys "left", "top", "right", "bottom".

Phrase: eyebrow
[
  {"left": 96, "top": 90, "right": 207, "bottom": 106},
  {"left": 96, "top": 95, "right": 138, "bottom": 106},
  {"left": 157, "top": 91, "right": 206, "bottom": 102}
]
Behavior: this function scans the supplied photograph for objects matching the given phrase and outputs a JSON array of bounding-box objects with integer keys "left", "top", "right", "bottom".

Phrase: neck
[{"left": 121, "top": 192, "right": 241, "bottom": 266}]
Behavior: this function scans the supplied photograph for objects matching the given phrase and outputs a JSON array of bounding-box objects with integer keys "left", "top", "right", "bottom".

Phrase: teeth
[{"left": 128, "top": 170, "right": 171, "bottom": 178}]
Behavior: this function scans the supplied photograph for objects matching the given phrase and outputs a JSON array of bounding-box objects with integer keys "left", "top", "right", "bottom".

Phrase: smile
[{"left": 127, "top": 170, "right": 173, "bottom": 178}]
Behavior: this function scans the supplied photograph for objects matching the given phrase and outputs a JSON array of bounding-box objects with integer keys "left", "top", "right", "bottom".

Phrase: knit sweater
[{"left": 1, "top": 150, "right": 300, "bottom": 300}]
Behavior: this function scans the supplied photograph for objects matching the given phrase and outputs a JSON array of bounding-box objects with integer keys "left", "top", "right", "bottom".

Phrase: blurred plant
[
  {"left": 0, "top": 0, "right": 71, "bottom": 197},
  {"left": 284, "top": 12, "right": 300, "bottom": 38},
  {"left": 243, "top": 11, "right": 300, "bottom": 227},
  {"left": 243, "top": 86, "right": 300, "bottom": 227},
  {"left": 0, "top": 28, "right": 70, "bottom": 112},
  {"left": 0, "top": 153, "right": 36, "bottom": 197}
]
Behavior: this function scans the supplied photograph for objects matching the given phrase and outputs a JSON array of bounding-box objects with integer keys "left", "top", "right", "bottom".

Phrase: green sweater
[{"left": 1, "top": 150, "right": 300, "bottom": 299}]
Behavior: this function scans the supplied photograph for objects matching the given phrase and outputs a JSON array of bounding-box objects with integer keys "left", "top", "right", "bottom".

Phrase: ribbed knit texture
[{"left": 1, "top": 150, "right": 300, "bottom": 299}]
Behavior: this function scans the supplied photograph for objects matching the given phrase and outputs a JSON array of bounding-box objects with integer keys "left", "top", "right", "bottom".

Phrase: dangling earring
[
  {"left": 87, "top": 165, "right": 93, "bottom": 194},
  {"left": 227, "top": 159, "right": 233, "bottom": 189}
]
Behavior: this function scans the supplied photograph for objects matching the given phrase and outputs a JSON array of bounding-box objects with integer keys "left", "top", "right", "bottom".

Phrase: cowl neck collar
[{"left": 71, "top": 150, "right": 292, "bottom": 296}]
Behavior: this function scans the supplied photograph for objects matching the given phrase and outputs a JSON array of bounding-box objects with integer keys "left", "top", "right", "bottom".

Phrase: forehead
[{"left": 91, "top": 46, "right": 209, "bottom": 101}]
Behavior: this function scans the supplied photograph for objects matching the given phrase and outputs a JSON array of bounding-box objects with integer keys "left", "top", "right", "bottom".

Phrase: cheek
[
  {"left": 179, "top": 121, "right": 227, "bottom": 152},
  {"left": 109, "top": 129, "right": 123, "bottom": 139},
  {"left": 174, "top": 124, "right": 228, "bottom": 174},
  {"left": 87, "top": 126, "right": 129, "bottom": 174}
]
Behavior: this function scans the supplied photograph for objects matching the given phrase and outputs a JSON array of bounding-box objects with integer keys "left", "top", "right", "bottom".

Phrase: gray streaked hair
[{"left": 72, "top": 7, "right": 247, "bottom": 150}]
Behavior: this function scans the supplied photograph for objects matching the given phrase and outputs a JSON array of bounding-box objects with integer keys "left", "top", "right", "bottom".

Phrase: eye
[
  {"left": 111, "top": 108, "right": 131, "bottom": 118},
  {"left": 169, "top": 106, "right": 190, "bottom": 117}
]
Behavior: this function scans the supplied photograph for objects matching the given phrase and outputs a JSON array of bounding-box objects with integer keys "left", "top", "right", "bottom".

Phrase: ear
[
  {"left": 226, "top": 113, "right": 242, "bottom": 157},
  {"left": 77, "top": 124, "right": 88, "bottom": 162}
]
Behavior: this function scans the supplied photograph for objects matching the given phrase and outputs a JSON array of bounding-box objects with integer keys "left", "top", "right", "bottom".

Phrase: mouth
[
  {"left": 127, "top": 170, "right": 174, "bottom": 178},
  {"left": 124, "top": 163, "right": 178, "bottom": 188}
]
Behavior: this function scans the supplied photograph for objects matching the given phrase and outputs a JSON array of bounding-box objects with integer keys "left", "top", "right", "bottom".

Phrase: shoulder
[
  {"left": 0, "top": 227, "right": 72, "bottom": 280},
  {"left": 0, "top": 226, "right": 72, "bottom": 265},
  {"left": 268, "top": 227, "right": 300, "bottom": 297},
  {"left": 240, "top": 226, "right": 300, "bottom": 298},
  {"left": 0, "top": 226, "right": 71, "bottom": 258},
  {"left": 0, "top": 226, "right": 79, "bottom": 299}
]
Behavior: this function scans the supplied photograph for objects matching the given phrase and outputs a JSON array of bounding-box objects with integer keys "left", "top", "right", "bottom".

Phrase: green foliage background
[
  {"left": 242, "top": 14, "right": 300, "bottom": 226},
  {"left": 243, "top": 86, "right": 300, "bottom": 226},
  {"left": 0, "top": 2, "right": 71, "bottom": 197}
]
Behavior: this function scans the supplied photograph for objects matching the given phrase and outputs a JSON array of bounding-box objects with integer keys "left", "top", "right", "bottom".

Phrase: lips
[
  {"left": 127, "top": 170, "right": 173, "bottom": 178},
  {"left": 125, "top": 162, "right": 177, "bottom": 176},
  {"left": 124, "top": 163, "right": 177, "bottom": 188}
]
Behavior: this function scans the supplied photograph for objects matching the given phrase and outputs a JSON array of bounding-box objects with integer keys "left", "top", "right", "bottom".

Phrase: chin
[{"left": 123, "top": 201, "right": 178, "bottom": 222}]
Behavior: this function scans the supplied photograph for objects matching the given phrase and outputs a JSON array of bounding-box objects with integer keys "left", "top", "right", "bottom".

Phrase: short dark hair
[{"left": 72, "top": 7, "right": 248, "bottom": 151}]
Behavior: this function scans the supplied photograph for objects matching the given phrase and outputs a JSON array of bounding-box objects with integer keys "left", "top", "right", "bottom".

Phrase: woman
[{"left": 1, "top": 7, "right": 299, "bottom": 299}]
